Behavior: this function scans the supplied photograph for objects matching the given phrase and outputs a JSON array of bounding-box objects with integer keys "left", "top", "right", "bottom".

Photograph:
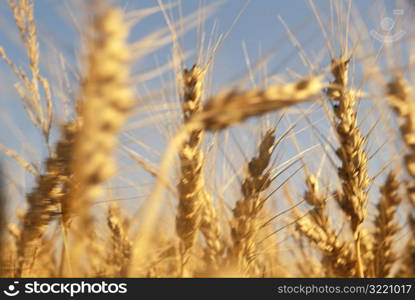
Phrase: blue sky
[{"left": 1, "top": 0, "right": 401, "bottom": 85}]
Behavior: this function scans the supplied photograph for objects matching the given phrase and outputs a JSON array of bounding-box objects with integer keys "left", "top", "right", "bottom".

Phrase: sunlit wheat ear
[
  {"left": 179, "top": 65, "right": 224, "bottom": 271},
  {"left": 228, "top": 128, "right": 276, "bottom": 275},
  {"left": 200, "top": 191, "right": 223, "bottom": 270},
  {"left": 296, "top": 216, "right": 356, "bottom": 277},
  {"left": 386, "top": 77, "right": 415, "bottom": 277},
  {"left": 387, "top": 77, "right": 415, "bottom": 205},
  {"left": 296, "top": 174, "right": 356, "bottom": 277},
  {"left": 176, "top": 64, "right": 207, "bottom": 275},
  {"left": 327, "top": 57, "right": 369, "bottom": 278},
  {"left": 372, "top": 172, "right": 402, "bottom": 277},
  {"left": 387, "top": 76, "right": 415, "bottom": 277},
  {"left": 15, "top": 122, "right": 76, "bottom": 277},
  {"left": 107, "top": 203, "right": 131, "bottom": 277},
  {"left": 1, "top": 0, "right": 53, "bottom": 142},
  {"left": 182, "top": 66, "right": 229, "bottom": 270},
  {"left": 191, "top": 76, "right": 323, "bottom": 131},
  {"left": 303, "top": 175, "right": 329, "bottom": 227},
  {"left": 360, "top": 228, "right": 374, "bottom": 277},
  {"left": 63, "top": 7, "right": 133, "bottom": 227},
  {"left": 54, "top": 5, "right": 134, "bottom": 276}
]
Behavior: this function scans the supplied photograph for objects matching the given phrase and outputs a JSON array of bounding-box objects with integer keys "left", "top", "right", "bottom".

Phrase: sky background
[{"left": 0, "top": 0, "right": 413, "bottom": 217}]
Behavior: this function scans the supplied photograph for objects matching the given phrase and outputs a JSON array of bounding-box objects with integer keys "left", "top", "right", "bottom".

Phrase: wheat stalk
[
  {"left": 228, "top": 128, "right": 276, "bottom": 274},
  {"left": 176, "top": 65, "right": 206, "bottom": 270},
  {"left": 57, "top": 5, "right": 133, "bottom": 276},
  {"left": 177, "top": 65, "right": 224, "bottom": 272},
  {"left": 0, "top": 143, "right": 38, "bottom": 175},
  {"left": 15, "top": 122, "right": 76, "bottom": 277},
  {"left": 62, "top": 6, "right": 133, "bottom": 227},
  {"left": 387, "top": 77, "right": 415, "bottom": 205},
  {"left": 386, "top": 77, "right": 415, "bottom": 277},
  {"left": 328, "top": 57, "right": 370, "bottom": 277},
  {"left": 192, "top": 77, "right": 323, "bottom": 131},
  {"left": 200, "top": 191, "right": 223, "bottom": 270},
  {"left": 372, "top": 172, "right": 402, "bottom": 277},
  {"left": 296, "top": 174, "right": 357, "bottom": 277},
  {"left": 2, "top": 0, "right": 53, "bottom": 142},
  {"left": 296, "top": 216, "right": 356, "bottom": 277},
  {"left": 107, "top": 203, "right": 131, "bottom": 277}
]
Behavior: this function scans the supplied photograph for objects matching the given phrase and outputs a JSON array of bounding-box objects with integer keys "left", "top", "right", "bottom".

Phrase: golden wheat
[{"left": 0, "top": 0, "right": 415, "bottom": 279}]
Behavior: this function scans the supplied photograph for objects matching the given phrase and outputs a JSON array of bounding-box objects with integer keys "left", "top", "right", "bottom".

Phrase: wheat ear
[
  {"left": 62, "top": 6, "right": 133, "bottom": 226},
  {"left": 387, "top": 77, "right": 415, "bottom": 277},
  {"left": 107, "top": 203, "right": 131, "bottom": 277},
  {"left": 176, "top": 65, "right": 206, "bottom": 269},
  {"left": 3, "top": 0, "right": 53, "bottom": 142},
  {"left": 328, "top": 57, "right": 369, "bottom": 277},
  {"left": 192, "top": 77, "right": 323, "bottom": 131},
  {"left": 228, "top": 128, "right": 276, "bottom": 275},
  {"left": 15, "top": 123, "right": 75, "bottom": 277},
  {"left": 372, "top": 171, "right": 402, "bottom": 277},
  {"left": 177, "top": 64, "right": 223, "bottom": 271},
  {"left": 296, "top": 174, "right": 356, "bottom": 277},
  {"left": 58, "top": 6, "right": 133, "bottom": 276},
  {"left": 0, "top": 144, "right": 38, "bottom": 175},
  {"left": 387, "top": 77, "right": 415, "bottom": 204},
  {"left": 200, "top": 191, "right": 223, "bottom": 270}
]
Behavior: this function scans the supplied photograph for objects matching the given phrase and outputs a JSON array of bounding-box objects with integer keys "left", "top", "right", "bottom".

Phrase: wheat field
[{"left": 0, "top": 0, "right": 414, "bottom": 278}]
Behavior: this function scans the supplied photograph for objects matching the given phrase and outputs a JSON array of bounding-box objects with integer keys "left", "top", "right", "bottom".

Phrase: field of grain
[{"left": 0, "top": 0, "right": 414, "bottom": 278}]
